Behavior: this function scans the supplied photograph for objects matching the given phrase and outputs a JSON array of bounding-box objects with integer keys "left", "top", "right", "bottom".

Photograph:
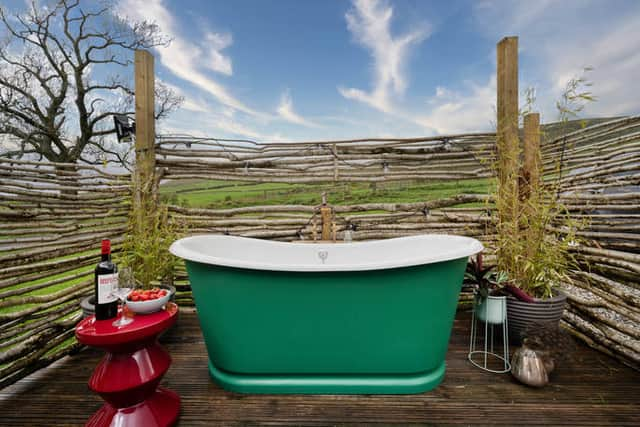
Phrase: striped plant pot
[{"left": 506, "top": 290, "right": 567, "bottom": 343}]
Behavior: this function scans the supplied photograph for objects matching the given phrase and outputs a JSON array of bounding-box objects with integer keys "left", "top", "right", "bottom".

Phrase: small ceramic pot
[{"left": 476, "top": 295, "right": 508, "bottom": 324}]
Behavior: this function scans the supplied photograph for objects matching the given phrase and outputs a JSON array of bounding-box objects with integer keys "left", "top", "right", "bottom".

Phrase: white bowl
[{"left": 126, "top": 292, "right": 171, "bottom": 314}]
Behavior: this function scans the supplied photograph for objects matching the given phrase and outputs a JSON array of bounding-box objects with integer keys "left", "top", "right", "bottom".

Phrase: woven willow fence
[
  {"left": 0, "top": 158, "right": 131, "bottom": 388},
  {"left": 545, "top": 116, "right": 640, "bottom": 370},
  {"left": 156, "top": 132, "right": 496, "bottom": 183},
  {"left": 0, "top": 116, "right": 638, "bottom": 390}
]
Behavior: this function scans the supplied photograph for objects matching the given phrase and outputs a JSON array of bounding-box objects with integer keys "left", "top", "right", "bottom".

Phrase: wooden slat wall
[{"left": 0, "top": 158, "right": 131, "bottom": 388}]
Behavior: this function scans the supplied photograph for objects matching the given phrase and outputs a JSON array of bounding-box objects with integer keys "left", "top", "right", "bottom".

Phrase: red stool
[{"left": 75, "top": 302, "right": 180, "bottom": 427}]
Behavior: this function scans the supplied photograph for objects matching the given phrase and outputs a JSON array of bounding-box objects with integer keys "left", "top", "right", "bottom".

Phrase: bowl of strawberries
[{"left": 126, "top": 287, "right": 171, "bottom": 314}]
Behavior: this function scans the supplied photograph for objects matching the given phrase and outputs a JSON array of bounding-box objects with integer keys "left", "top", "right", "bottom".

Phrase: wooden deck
[{"left": 1, "top": 310, "right": 638, "bottom": 426}]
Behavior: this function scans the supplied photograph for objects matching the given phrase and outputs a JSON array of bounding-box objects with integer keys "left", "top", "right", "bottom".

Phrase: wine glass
[{"left": 111, "top": 268, "right": 134, "bottom": 327}]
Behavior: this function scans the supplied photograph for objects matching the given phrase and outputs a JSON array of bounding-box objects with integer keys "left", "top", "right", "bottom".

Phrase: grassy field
[{"left": 160, "top": 178, "right": 495, "bottom": 209}]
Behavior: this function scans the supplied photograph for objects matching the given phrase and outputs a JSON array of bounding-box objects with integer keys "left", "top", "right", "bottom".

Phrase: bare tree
[{"left": 0, "top": 0, "right": 182, "bottom": 167}]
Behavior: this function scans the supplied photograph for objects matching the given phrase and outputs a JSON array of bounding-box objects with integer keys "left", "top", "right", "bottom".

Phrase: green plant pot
[{"left": 475, "top": 295, "right": 507, "bottom": 324}]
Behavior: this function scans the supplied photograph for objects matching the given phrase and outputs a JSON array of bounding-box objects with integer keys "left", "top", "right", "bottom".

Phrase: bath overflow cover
[{"left": 318, "top": 250, "right": 328, "bottom": 264}]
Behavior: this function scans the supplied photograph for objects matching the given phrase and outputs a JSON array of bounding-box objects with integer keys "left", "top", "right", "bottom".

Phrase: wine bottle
[{"left": 95, "top": 239, "right": 118, "bottom": 320}]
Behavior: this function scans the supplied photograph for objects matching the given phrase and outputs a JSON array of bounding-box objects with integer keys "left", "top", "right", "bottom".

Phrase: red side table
[{"left": 75, "top": 302, "right": 180, "bottom": 427}]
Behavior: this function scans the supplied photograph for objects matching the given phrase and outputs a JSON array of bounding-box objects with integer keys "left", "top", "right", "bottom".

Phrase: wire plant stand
[{"left": 468, "top": 295, "right": 511, "bottom": 373}]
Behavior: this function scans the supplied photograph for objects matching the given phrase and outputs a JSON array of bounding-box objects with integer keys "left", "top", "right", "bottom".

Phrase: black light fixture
[{"left": 113, "top": 114, "right": 136, "bottom": 143}]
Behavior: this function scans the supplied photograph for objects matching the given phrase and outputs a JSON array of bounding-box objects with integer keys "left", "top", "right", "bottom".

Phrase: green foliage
[
  {"left": 120, "top": 196, "right": 184, "bottom": 289},
  {"left": 495, "top": 187, "right": 583, "bottom": 299},
  {"left": 494, "top": 69, "right": 594, "bottom": 299},
  {"left": 464, "top": 254, "right": 509, "bottom": 299},
  {"left": 556, "top": 67, "right": 597, "bottom": 122}
]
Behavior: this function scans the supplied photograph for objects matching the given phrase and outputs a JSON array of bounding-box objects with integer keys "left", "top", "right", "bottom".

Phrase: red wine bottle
[{"left": 94, "top": 239, "right": 118, "bottom": 320}]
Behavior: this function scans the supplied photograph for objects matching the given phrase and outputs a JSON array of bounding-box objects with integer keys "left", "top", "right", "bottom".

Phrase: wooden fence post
[
  {"left": 496, "top": 36, "right": 519, "bottom": 226},
  {"left": 134, "top": 50, "right": 156, "bottom": 217},
  {"left": 521, "top": 112, "right": 541, "bottom": 200}
]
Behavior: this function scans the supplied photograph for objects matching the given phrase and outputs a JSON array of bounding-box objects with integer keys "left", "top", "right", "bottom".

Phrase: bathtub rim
[{"left": 170, "top": 234, "right": 483, "bottom": 272}]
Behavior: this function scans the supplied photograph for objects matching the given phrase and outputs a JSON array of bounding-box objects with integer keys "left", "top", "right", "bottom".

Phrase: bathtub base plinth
[{"left": 208, "top": 360, "right": 446, "bottom": 395}]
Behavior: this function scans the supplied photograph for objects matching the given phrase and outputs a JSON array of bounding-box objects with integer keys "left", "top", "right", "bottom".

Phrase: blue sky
[{"left": 8, "top": 0, "right": 640, "bottom": 142}]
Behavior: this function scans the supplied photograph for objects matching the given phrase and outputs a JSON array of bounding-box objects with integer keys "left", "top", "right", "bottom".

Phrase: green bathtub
[{"left": 170, "top": 234, "right": 482, "bottom": 394}]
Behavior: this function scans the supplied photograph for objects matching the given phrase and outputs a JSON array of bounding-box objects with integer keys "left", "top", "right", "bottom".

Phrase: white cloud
[
  {"left": 160, "top": 107, "right": 277, "bottom": 141},
  {"left": 548, "top": 14, "right": 640, "bottom": 117},
  {"left": 416, "top": 76, "right": 496, "bottom": 134},
  {"left": 203, "top": 32, "right": 233, "bottom": 76},
  {"left": 118, "top": 0, "right": 263, "bottom": 118},
  {"left": 472, "top": 0, "right": 640, "bottom": 121},
  {"left": 339, "top": 0, "right": 429, "bottom": 113},
  {"left": 276, "top": 89, "right": 319, "bottom": 127},
  {"left": 412, "top": 1, "right": 640, "bottom": 135}
]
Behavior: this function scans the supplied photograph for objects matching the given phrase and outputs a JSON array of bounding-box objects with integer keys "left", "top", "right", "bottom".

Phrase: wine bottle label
[{"left": 97, "top": 273, "right": 118, "bottom": 304}]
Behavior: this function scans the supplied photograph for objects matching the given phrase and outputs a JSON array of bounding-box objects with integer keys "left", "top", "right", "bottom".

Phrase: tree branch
[{"left": 0, "top": 0, "right": 179, "bottom": 165}]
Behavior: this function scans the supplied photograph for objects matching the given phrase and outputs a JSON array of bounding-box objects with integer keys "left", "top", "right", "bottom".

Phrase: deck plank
[{"left": 1, "top": 310, "right": 638, "bottom": 426}]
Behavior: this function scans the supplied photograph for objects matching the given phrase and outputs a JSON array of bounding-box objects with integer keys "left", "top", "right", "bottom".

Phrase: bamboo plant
[
  {"left": 494, "top": 70, "right": 595, "bottom": 299},
  {"left": 120, "top": 192, "right": 184, "bottom": 289}
]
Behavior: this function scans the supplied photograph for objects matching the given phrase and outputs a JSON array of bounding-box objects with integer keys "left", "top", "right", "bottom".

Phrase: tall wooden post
[
  {"left": 496, "top": 37, "right": 519, "bottom": 225},
  {"left": 521, "top": 112, "right": 541, "bottom": 200},
  {"left": 134, "top": 50, "right": 156, "bottom": 216}
]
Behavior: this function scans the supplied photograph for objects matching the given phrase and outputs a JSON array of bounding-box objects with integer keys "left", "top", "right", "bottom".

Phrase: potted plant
[
  {"left": 465, "top": 254, "right": 509, "bottom": 324},
  {"left": 493, "top": 74, "right": 593, "bottom": 341},
  {"left": 492, "top": 140, "right": 581, "bottom": 341}
]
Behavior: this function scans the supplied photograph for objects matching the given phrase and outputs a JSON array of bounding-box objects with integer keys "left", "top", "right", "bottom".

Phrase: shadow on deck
[{"left": 1, "top": 310, "right": 638, "bottom": 426}]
